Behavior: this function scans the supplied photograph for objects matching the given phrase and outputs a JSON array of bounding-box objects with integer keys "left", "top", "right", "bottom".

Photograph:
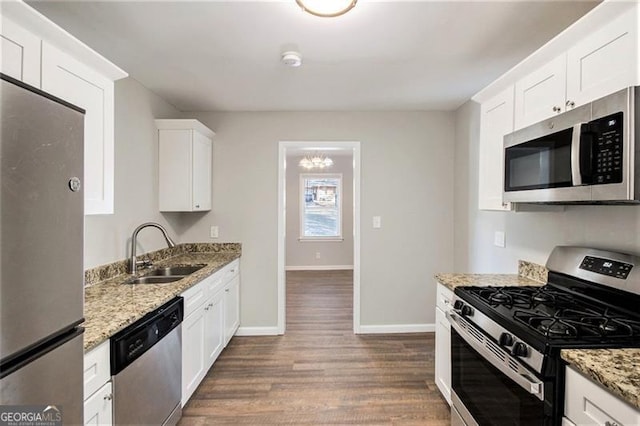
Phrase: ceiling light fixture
[
  {"left": 299, "top": 153, "right": 334, "bottom": 170},
  {"left": 295, "top": 0, "right": 357, "bottom": 18}
]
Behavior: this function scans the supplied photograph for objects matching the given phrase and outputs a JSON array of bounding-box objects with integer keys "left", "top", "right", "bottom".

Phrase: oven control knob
[
  {"left": 512, "top": 342, "right": 529, "bottom": 358},
  {"left": 461, "top": 305, "right": 474, "bottom": 316},
  {"left": 499, "top": 333, "right": 514, "bottom": 347},
  {"left": 453, "top": 300, "right": 464, "bottom": 310}
]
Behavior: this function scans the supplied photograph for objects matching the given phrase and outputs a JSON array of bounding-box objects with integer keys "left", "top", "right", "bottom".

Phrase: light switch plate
[
  {"left": 373, "top": 216, "right": 381, "bottom": 229},
  {"left": 210, "top": 226, "right": 219, "bottom": 239},
  {"left": 494, "top": 231, "right": 505, "bottom": 248}
]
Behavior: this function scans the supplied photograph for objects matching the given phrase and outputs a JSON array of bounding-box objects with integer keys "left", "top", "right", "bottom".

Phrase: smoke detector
[{"left": 282, "top": 51, "right": 302, "bottom": 67}]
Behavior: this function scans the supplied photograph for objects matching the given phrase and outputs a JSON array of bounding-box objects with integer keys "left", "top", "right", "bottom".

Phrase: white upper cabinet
[
  {"left": 0, "top": 17, "right": 40, "bottom": 87},
  {"left": 0, "top": 3, "right": 127, "bottom": 215},
  {"left": 514, "top": 6, "right": 638, "bottom": 131},
  {"left": 42, "top": 42, "right": 115, "bottom": 215},
  {"left": 514, "top": 55, "right": 567, "bottom": 130},
  {"left": 479, "top": 86, "right": 514, "bottom": 211},
  {"left": 566, "top": 8, "right": 638, "bottom": 108},
  {"left": 156, "top": 119, "right": 215, "bottom": 212}
]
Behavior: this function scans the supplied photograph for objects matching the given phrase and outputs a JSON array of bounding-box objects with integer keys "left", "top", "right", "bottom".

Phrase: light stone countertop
[
  {"left": 434, "top": 273, "right": 543, "bottom": 291},
  {"left": 83, "top": 251, "right": 239, "bottom": 352},
  {"left": 561, "top": 348, "right": 640, "bottom": 410}
]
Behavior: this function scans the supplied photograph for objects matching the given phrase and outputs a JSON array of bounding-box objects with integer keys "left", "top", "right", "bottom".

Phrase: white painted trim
[
  {"left": 235, "top": 326, "right": 281, "bottom": 336},
  {"left": 278, "top": 141, "right": 361, "bottom": 336},
  {"left": 285, "top": 265, "right": 354, "bottom": 271},
  {"left": 358, "top": 324, "right": 436, "bottom": 334}
]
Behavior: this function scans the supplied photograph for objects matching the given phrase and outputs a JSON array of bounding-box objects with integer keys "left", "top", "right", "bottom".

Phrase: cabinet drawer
[
  {"left": 206, "top": 271, "right": 225, "bottom": 298},
  {"left": 436, "top": 282, "right": 454, "bottom": 312},
  {"left": 222, "top": 259, "right": 240, "bottom": 284},
  {"left": 84, "top": 341, "right": 110, "bottom": 399},
  {"left": 565, "top": 366, "right": 640, "bottom": 425},
  {"left": 181, "top": 280, "right": 207, "bottom": 317}
]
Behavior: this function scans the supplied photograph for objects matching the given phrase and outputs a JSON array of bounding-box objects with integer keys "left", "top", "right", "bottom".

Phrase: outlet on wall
[
  {"left": 494, "top": 231, "right": 506, "bottom": 248},
  {"left": 315, "top": 252, "right": 321, "bottom": 259},
  {"left": 210, "top": 225, "right": 219, "bottom": 239}
]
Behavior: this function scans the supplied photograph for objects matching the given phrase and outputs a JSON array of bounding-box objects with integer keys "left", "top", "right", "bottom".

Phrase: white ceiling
[{"left": 30, "top": 0, "right": 599, "bottom": 112}]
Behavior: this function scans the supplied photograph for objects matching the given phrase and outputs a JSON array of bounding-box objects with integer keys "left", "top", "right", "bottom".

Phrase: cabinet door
[
  {"left": 567, "top": 8, "right": 637, "bottom": 108},
  {"left": 41, "top": 42, "right": 115, "bottom": 215},
  {"left": 434, "top": 307, "right": 451, "bottom": 405},
  {"left": 514, "top": 55, "right": 567, "bottom": 130},
  {"left": 478, "top": 86, "right": 514, "bottom": 211},
  {"left": 205, "top": 290, "right": 225, "bottom": 368},
  {"left": 0, "top": 17, "right": 40, "bottom": 87},
  {"left": 224, "top": 275, "right": 240, "bottom": 346},
  {"left": 83, "top": 382, "right": 112, "bottom": 426},
  {"left": 192, "top": 130, "right": 212, "bottom": 211},
  {"left": 181, "top": 307, "right": 206, "bottom": 406}
]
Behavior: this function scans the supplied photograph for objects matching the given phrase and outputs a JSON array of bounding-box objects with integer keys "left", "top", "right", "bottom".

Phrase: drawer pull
[{"left": 605, "top": 422, "right": 619, "bottom": 426}]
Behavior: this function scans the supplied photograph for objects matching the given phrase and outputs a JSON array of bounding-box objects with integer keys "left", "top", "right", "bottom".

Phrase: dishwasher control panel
[{"left": 110, "top": 297, "right": 183, "bottom": 375}]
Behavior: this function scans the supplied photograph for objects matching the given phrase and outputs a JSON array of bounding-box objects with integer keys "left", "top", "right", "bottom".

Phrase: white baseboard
[
  {"left": 357, "top": 323, "right": 435, "bottom": 334},
  {"left": 235, "top": 326, "right": 281, "bottom": 336},
  {"left": 285, "top": 265, "right": 354, "bottom": 271}
]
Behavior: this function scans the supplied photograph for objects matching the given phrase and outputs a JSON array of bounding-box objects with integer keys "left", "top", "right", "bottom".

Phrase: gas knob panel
[
  {"left": 499, "top": 332, "right": 514, "bottom": 347},
  {"left": 512, "top": 342, "right": 529, "bottom": 358}
]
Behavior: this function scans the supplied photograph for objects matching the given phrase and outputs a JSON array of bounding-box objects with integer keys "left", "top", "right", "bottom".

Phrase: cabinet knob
[
  {"left": 205, "top": 306, "right": 209, "bottom": 311},
  {"left": 195, "top": 204, "right": 200, "bottom": 208},
  {"left": 104, "top": 394, "right": 112, "bottom": 401},
  {"left": 566, "top": 100, "right": 575, "bottom": 108},
  {"left": 605, "top": 422, "right": 619, "bottom": 426},
  {"left": 225, "top": 288, "right": 230, "bottom": 292},
  {"left": 552, "top": 106, "right": 562, "bottom": 113}
]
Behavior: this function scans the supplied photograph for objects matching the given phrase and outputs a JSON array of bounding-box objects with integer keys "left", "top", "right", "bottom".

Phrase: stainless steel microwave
[{"left": 503, "top": 87, "right": 639, "bottom": 204}]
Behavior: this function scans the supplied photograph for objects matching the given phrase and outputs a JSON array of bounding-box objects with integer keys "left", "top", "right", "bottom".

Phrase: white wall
[
  {"left": 286, "top": 154, "right": 354, "bottom": 269},
  {"left": 84, "top": 77, "right": 183, "bottom": 269},
  {"left": 176, "top": 111, "right": 455, "bottom": 329},
  {"left": 454, "top": 100, "right": 640, "bottom": 273}
]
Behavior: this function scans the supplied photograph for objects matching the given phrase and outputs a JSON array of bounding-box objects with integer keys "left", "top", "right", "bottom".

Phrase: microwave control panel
[{"left": 590, "top": 112, "right": 623, "bottom": 184}]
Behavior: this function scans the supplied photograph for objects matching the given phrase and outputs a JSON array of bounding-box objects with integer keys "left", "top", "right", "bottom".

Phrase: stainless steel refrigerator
[{"left": 0, "top": 73, "right": 85, "bottom": 424}]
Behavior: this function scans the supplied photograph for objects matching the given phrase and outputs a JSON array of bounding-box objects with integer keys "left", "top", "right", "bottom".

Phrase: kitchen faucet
[{"left": 129, "top": 222, "right": 176, "bottom": 274}]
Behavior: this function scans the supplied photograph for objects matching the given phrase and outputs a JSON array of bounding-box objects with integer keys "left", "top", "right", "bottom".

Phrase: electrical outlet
[
  {"left": 373, "top": 216, "right": 381, "bottom": 229},
  {"left": 210, "top": 226, "right": 219, "bottom": 239},
  {"left": 494, "top": 231, "right": 505, "bottom": 248},
  {"left": 315, "top": 252, "right": 321, "bottom": 259}
]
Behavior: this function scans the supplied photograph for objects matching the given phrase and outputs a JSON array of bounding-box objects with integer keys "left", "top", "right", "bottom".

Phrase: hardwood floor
[{"left": 180, "top": 270, "right": 450, "bottom": 425}]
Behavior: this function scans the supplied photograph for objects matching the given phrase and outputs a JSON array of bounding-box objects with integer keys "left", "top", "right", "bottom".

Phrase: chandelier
[
  {"left": 295, "top": 0, "right": 358, "bottom": 18},
  {"left": 299, "top": 153, "right": 334, "bottom": 170}
]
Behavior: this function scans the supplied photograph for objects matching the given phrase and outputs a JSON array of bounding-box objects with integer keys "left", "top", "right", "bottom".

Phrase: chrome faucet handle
[{"left": 136, "top": 259, "right": 153, "bottom": 269}]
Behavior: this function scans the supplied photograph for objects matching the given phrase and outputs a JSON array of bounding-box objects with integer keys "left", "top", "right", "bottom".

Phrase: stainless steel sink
[
  {"left": 126, "top": 276, "right": 184, "bottom": 285},
  {"left": 146, "top": 264, "right": 206, "bottom": 277}
]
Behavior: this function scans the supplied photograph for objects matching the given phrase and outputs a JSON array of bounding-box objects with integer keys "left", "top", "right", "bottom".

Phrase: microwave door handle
[
  {"left": 446, "top": 310, "right": 545, "bottom": 400},
  {"left": 571, "top": 123, "right": 584, "bottom": 186}
]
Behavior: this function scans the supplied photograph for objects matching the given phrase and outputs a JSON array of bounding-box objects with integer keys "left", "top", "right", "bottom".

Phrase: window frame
[{"left": 299, "top": 173, "right": 343, "bottom": 241}]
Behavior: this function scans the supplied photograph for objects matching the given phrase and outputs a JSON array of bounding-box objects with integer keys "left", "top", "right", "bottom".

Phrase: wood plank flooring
[{"left": 179, "top": 270, "right": 450, "bottom": 425}]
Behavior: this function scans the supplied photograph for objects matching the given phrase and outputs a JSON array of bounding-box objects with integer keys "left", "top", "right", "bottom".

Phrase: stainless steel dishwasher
[{"left": 111, "top": 297, "right": 183, "bottom": 426}]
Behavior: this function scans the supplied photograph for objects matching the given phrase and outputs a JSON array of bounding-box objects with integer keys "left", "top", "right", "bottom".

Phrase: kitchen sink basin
[
  {"left": 146, "top": 264, "right": 206, "bottom": 277},
  {"left": 126, "top": 276, "right": 183, "bottom": 285}
]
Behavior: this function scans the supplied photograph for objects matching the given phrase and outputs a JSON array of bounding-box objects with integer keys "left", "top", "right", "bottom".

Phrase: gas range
[{"left": 449, "top": 246, "right": 640, "bottom": 425}]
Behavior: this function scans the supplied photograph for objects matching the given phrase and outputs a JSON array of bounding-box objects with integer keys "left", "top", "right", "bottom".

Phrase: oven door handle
[{"left": 447, "top": 310, "right": 545, "bottom": 401}]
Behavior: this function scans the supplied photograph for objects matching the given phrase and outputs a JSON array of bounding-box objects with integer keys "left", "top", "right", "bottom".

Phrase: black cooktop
[{"left": 455, "top": 279, "right": 640, "bottom": 352}]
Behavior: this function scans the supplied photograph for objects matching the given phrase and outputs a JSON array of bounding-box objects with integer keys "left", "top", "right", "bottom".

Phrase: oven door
[{"left": 447, "top": 311, "right": 550, "bottom": 426}]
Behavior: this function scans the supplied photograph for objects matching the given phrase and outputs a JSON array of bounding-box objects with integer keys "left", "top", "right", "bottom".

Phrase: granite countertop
[
  {"left": 434, "top": 273, "right": 543, "bottom": 291},
  {"left": 84, "top": 251, "right": 240, "bottom": 352},
  {"left": 562, "top": 348, "right": 640, "bottom": 410}
]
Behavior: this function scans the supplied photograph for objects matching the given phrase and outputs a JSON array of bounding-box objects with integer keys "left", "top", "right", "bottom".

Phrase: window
[{"left": 300, "top": 174, "right": 342, "bottom": 240}]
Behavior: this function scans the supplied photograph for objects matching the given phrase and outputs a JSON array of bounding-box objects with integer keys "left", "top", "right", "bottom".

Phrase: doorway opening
[{"left": 277, "top": 141, "right": 361, "bottom": 334}]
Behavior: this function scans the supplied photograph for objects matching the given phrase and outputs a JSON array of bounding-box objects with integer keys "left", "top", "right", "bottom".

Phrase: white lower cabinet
[
  {"left": 434, "top": 282, "right": 453, "bottom": 405},
  {"left": 181, "top": 260, "right": 241, "bottom": 405},
  {"left": 564, "top": 365, "right": 640, "bottom": 425},
  {"left": 83, "top": 382, "right": 113, "bottom": 426},
  {"left": 83, "top": 341, "right": 112, "bottom": 425}
]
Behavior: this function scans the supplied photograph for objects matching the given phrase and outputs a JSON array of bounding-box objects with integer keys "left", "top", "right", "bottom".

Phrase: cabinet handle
[
  {"left": 225, "top": 288, "right": 230, "bottom": 292},
  {"left": 104, "top": 394, "right": 112, "bottom": 401},
  {"left": 209, "top": 303, "right": 213, "bottom": 307},
  {"left": 566, "top": 100, "right": 575, "bottom": 109},
  {"left": 605, "top": 422, "right": 619, "bottom": 426},
  {"left": 442, "top": 299, "right": 450, "bottom": 306},
  {"left": 195, "top": 204, "right": 200, "bottom": 209},
  {"left": 205, "top": 306, "right": 209, "bottom": 311},
  {"left": 552, "top": 106, "right": 562, "bottom": 113}
]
